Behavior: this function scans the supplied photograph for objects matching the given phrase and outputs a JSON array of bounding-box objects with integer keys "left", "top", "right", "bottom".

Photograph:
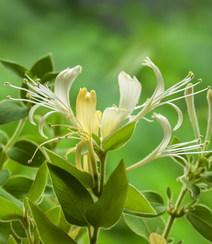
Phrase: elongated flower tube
[
  {"left": 101, "top": 71, "right": 141, "bottom": 139},
  {"left": 126, "top": 113, "right": 207, "bottom": 176}
]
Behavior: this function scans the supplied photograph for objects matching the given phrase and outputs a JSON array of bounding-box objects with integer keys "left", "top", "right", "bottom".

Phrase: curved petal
[
  {"left": 54, "top": 65, "right": 82, "bottom": 111},
  {"left": 29, "top": 104, "right": 41, "bottom": 125},
  {"left": 118, "top": 71, "right": 141, "bottom": 112},
  {"left": 38, "top": 111, "right": 58, "bottom": 138}
]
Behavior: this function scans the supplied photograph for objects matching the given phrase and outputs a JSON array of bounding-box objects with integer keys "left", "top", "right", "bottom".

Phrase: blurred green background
[{"left": 1, "top": 0, "right": 212, "bottom": 243}]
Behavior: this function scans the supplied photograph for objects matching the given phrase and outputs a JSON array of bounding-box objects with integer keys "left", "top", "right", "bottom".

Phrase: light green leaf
[
  {"left": 7, "top": 140, "right": 46, "bottom": 167},
  {"left": 124, "top": 214, "right": 165, "bottom": 240},
  {"left": 44, "top": 148, "right": 93, "bottom": 188},
  {"left": 125, "top": 184, "right": 156, "bottom": 214},
  {"left": 86, "top": 160, "right": 128, "bottom": 229},
  {"left": 0, "top": 59, "right": 27, "bottom": 78},
  {"left": 198, "top": 157, "right": 209, "bottom": 168},
  {"left": 11, "top": 221, "right": 26, "bottom": 239},
  {"left": 0, "top": 170, "right": 10, "bottom": 186},
  {"left": 7, "top": 235, "right": 18, "bottom": 244},
  {"left": 186, "top": 204, "right": 212, "bottom": 242},
  {"left": 48, "top": 163, "right": 94, "bottom": 226},
  {"left": 181, "top": 178, "right": 200, "bottom": 200},
  {"left": 30, "top": 53, "right": 54, "bottom": 79},
  {"left": 0, "top": 196, "right": 23, "bottom": 221},
  {"left": 124, "top": 191, "right": 167, "bottom": 218},
  {"left": 2, "top": 176, "right": 33, "bottom": 199},
  {"left": 28, "top": 200, "right": 77, "bottom": 244},
  {"left": 102, "top": 122, "right": 137, "bottom": 151},
  {"left": 46, "top": 206, "right": 71, "bottom": 234},
  {"left": 26, "top": 162, "right": 48, "bottom": 203},
  {"left": 0, "top": 188, "right": 22, "bottom": 209},
  {"left": 149, "top": 233, "right": 167, "bottom": 244},
  {"left": 0, "top": 100, "right": 29, "bottom": 125}
]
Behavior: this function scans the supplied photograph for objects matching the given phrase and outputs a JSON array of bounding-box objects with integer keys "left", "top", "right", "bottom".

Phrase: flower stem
[
  {"left": 99, "top": 152, "right": 107, "bottom": 196},
  {"left": 0, "top": 118, "right": 26, "bottom": 169},
  {"left": 163, "top": 186, "right": 187, "bottom": 240}
]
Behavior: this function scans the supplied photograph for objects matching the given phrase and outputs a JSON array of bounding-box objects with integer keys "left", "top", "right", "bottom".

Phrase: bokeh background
[{"left": 1, "top": 0, "right": 212, "bottom": 243}]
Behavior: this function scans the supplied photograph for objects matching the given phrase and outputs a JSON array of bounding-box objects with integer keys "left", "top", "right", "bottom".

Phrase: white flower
[
  {"left": 126, "top": 113, "right": 207, "bottom": 176},
  {"left": 101, "top": 71, "right": 141, "bottom": 139}
]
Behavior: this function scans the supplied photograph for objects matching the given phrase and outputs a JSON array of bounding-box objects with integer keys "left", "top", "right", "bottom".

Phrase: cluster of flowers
[{"left": 6, "top": 57, "right": 211, "bottom": 179}]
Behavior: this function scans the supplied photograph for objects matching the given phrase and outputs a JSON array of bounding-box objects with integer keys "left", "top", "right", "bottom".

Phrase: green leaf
[
  {"left": 124, "top": 214, "right": 165, "bottom": 240},
  {"left": 198, "top": 157, "right": 209, "bottom": 168},
  {"left": 41, "top": 71, "right": 59, "bottom": 85},
  {"left": 166, "top": 186, "right": 172, "bottom": 200},
  {"left": 149, "top": 233, "right": 167, "bottom": 244},
  {"left": 0, "top": 59, "right": 27, "bottom": 78},
  {"left": 102, "top": 122, "right": 137, "bottom": 151},
  {"left": 11, "top": 221, "right": 26, "bottom": 239},
  {"left": 28, "top": 200, "right": 77, "bottom": 244},
  {"left": 7, "top": 140, "right": 46, "bottom": 167},
  {"left": 170, "top": 136, "right": 188, "bottom": 167},
  {"left": 0, "top": 188, "right": 22, "bottom": 209},
  {"left": 125, "top": 184, "right": 156, "bottom": 214},
  {"left": 48, "top": 163, "right": 94, "bottom": 226},
  {"left": 0, "top": 170, "right": 10, "bottom": 186},
  {"left": 202, "top": 171, "right": 212, "bottom": 183},
  {"left": 124, "top": 191, "right": 167, "bottom": 218},
  {"left": 2, "top": 176, "right": 33, "bottom": 199},
  {"left": 45, "top": 206, "right": 71, "bottom": 233},
  {"left": 30, "top": 54, "right": 54, "bottom": 79},
  {"left": 180, "top": 178, "right": 200, "bottom": 200},
  {"left": 0, "top": 100, "right": 29, "bottom": 125},
  {"left": 44, "top": 148, "right": 93, "bottom": 188},
  {"left": 86, "top": 160, "right": 128, "bottom": 229},
  {"left": 0, "top": 196, "right": 23, "bottom": 221},
  {"left": 186, "top": 204, "right": 212, "bottom": 242},
  {"left": 7, "top": 235, "right": 18, "bottom": 244},
  {"left": 26, "top": 162, "right": 48, "bottom": 203},
  {"left": 0, "top": 130, "right": 9, "bottom": 145}
]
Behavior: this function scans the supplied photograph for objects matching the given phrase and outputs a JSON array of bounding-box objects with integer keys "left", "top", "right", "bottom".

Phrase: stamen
[
  {"left": 48, "top": 122, "right": 51, "bottom": 127},
  {"left": 7, "top": 95, "right": 11, "bottom": 99},
  {"left": 23, "top": 78, "right": 28, "bottom": 84},
  {"left": 4, "top": 82, "right": 10, "bottom": 86}
]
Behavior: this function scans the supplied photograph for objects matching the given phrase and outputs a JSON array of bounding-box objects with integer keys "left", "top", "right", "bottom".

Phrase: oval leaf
[
  {"left": 102, "top": 122, "right": 137, "bottom": 151},
  {"left": 150, "top": 233, "right": 167, "bottom": 244},
  {"left": 124, "top": 214, "right": 165, "bottom": 240},
  {"left": 11, "top": 221, "right": 27, "bottom": 239},
  {"left": 0, "top": 59, "right": 27, "bottom": 78},
  {"left": 0, "top": 170, "right": 10, "bottom": 186},
  {"left": 7, "top": 140, "right": 46, "bottom": 167},
  {"left": 41, "top": 71, "right": 59, "bottom": 85},
  {"left": 30, "top": 53, "right": 54, "bottom": 79},
  {"left": 0, "top": 188, "right": 22, "bottom": 209},
  {"left": 186, "top": 204, "right": 212, "bottom": 242},
  {"left": 0, "top": 100, "right": 29, "bottom": 124},
  {"left": 86, "top": 160, "right": 128, "bottom": 229},
  {"left": 0, "top": 130, "right": 9, "bottom": 145},
  {"left": 181, "top": 177, "right": 200, "bottom": 200},
  {"left": 28, "top": 200, "right": 77, "bottom": 244},
  {"left": 125, "top": 184, "right": 156, "bottom": 214},
  {"left": 48, "top": 163, "right": 94, "bottom": 226},
  {"left": 44, "top": 148, "right": 93, "bottom": 188}
]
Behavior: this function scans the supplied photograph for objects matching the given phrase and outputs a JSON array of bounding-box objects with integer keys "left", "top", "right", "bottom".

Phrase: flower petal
[{"left": 29, "top": 104, "right": 41, "bottom": 125}]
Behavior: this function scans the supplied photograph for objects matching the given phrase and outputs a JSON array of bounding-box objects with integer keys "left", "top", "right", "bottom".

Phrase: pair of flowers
[{"left": 6, "top": 57, "right": 210, "bottom": 175}]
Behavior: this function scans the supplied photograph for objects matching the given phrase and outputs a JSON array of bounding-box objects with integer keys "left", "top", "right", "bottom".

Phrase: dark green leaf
[
  {"left": 0, "top": 196, "right": 23, "bottom": 221},
  {"left": 7, "top": 140, "right": 46, "bottom": 167},
  {"left": 186, "top": 204, "right": 212, "bottom": 242},
  {"left": 102, "top": 122, "right": 137, "bottom": 151},
  {"left": 0, "top": 59, "right": 27, "bottom": 78},
  {"left": 198, "top": 157, "right": 209, "bottom": 168},
  {"left": 125, "top": 184, "right": 156, "bottom": 214},
  {"left": 202, "top": 171, "right": 212, "bottom": 183},
  {"left": 7, "top": 235, "right": 18, "bottom": 244},
  {"left": 44, "top": 148, "right": 93, "bottom": 188},
  {"left": 180, "top": 178, "right": 200, "bottom": 200},
  {"left": 0, "top": 130, "right": 9, "bottom": 145},
  {"left": 30, "top": 54, "right": 54, "bottom": 79},
  {"left": 11, "top": 221, "right": 26, "bottom": 239},
  {"left": 166, "top": 186, "right": 172, "bottom": 200},
  {"left": 28, "top": 200, "right": 77, "bottom": 244},
  {"left": 86, "top": 160, "right": 128, "bottom": 229},
  {"left": 124, "top": 191, "right": 167, "bottom": 218},
  {"left": 48, "top": 164, "right": 94, "bottom": 226},
  {"left": 0, "top": 170, "right": 10, "bottom": 186},
  {"left": 0, "top": 100, "right": 29, "bottom": 125},
  {"left": 0, "top": 188, "right": 22, "bottom": 209},
  {"left": 41, "top": 71, "right": 59, "bottom": 85},
  {"left": 46, "top": 206, "right": 71, "bottom": 233},
  {"left": 124, "top": 214, "right": 165, "bottom": 240},
  {"left": 26, "top": 162, "right": 48, "bottom": 203},
  {"left": 2, "top": 176, "right": 33, "bottom": 199}
]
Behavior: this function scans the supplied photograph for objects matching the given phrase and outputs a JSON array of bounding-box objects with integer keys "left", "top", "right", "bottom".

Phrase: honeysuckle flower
[
  {"left": 101, "top": 71, "right": 141, "bottom": 139},
  {"left": 126, "top": 113, "right": 208, "bottom": 176}
]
